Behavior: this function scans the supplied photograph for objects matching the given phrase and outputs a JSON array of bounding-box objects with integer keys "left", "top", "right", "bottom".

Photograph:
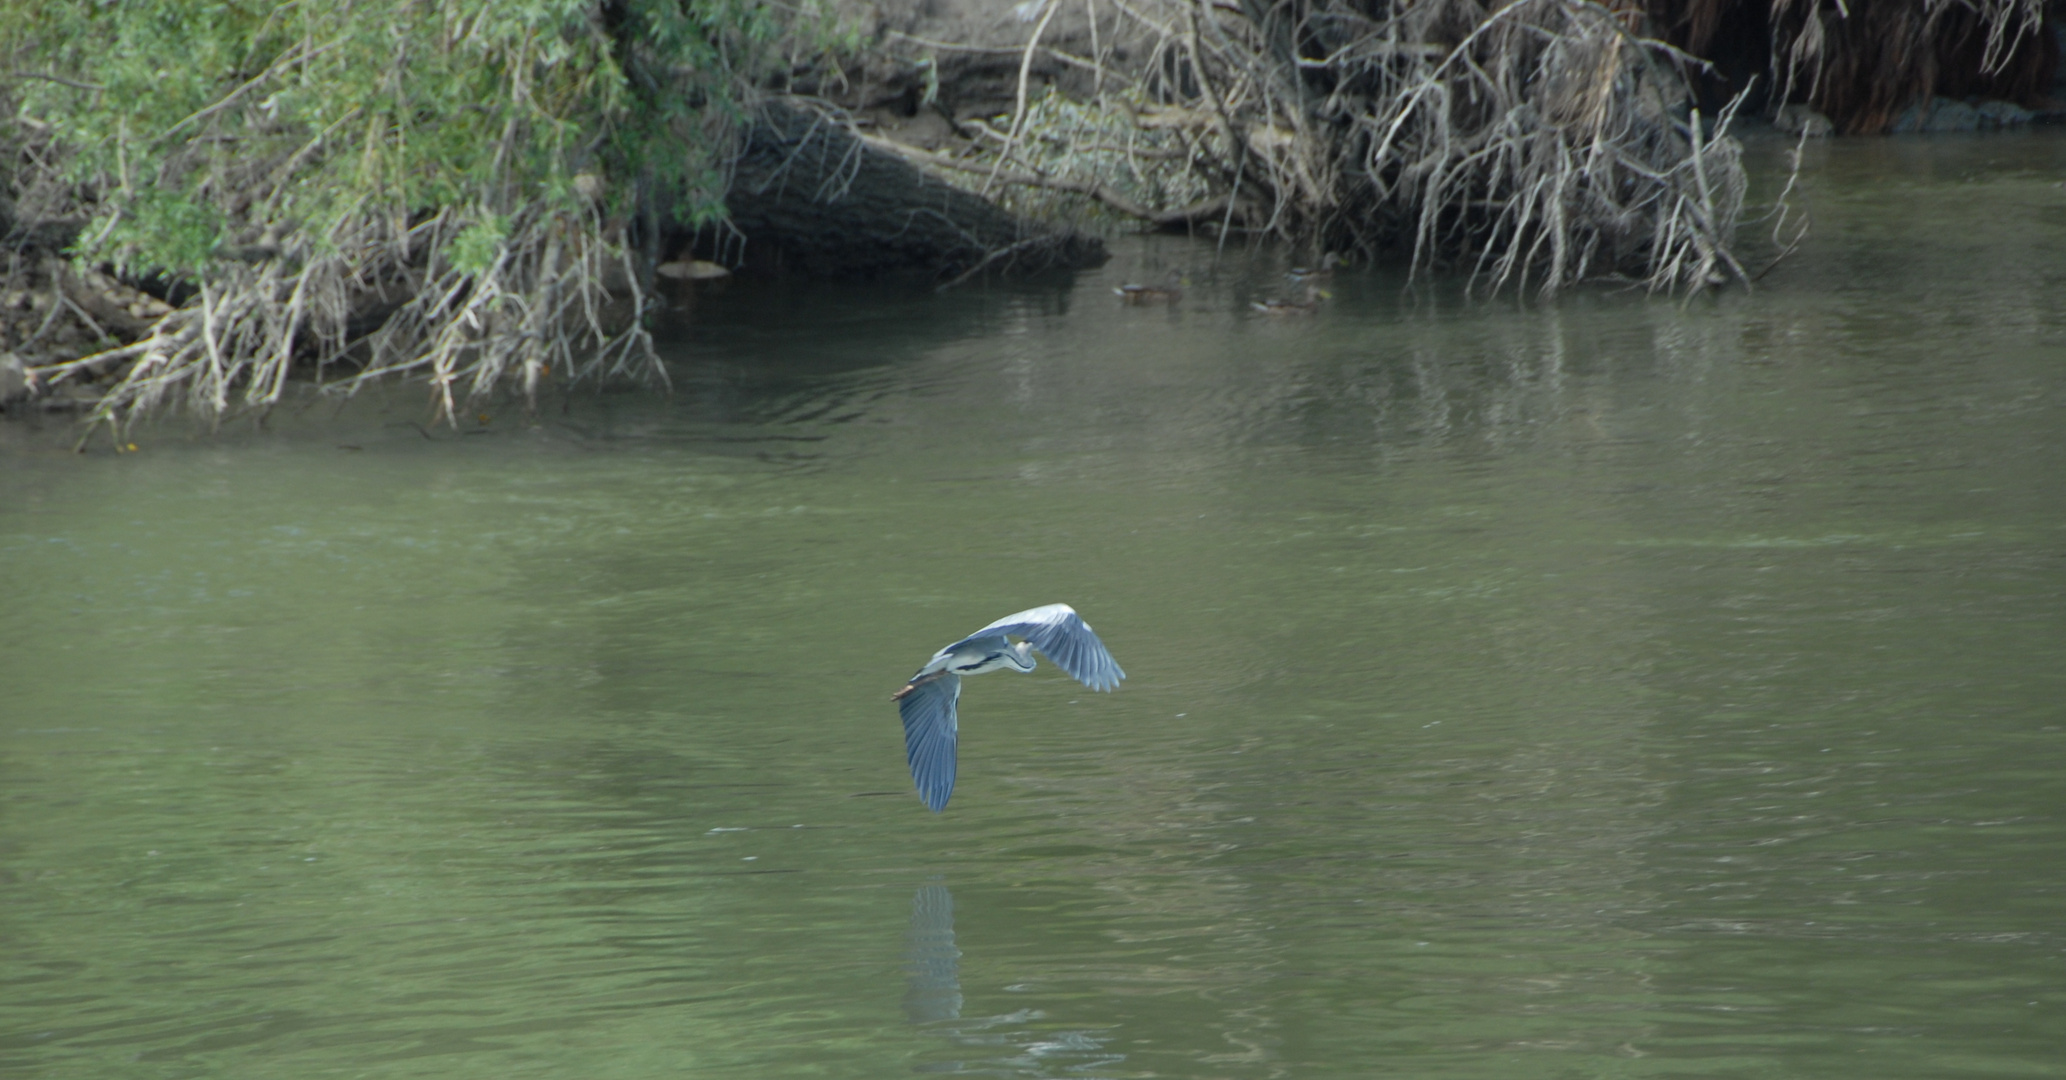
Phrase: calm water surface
[{"left": 4, "top": 132, "right": 2065, "bottom": 1079}]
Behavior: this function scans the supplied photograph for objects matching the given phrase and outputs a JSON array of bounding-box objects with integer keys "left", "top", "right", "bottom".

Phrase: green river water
[{"left": 3, "top": 132, "right": 2065, "bottom": 1079}]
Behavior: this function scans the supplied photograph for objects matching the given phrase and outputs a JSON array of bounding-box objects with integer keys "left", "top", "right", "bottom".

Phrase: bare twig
[
  {"left": 985, "top": 0, "right": 1066, "bottom": 196},
  {"left": 933, "top": 236, "right": 1049, "bottom": 291}
]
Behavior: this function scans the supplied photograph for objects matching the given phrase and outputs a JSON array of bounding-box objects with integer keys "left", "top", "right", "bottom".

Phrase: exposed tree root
[
  {"left": 31, "top": 193, "right": 661, "bottom": 442},
  {"left": 879, "top": 0, "right": 1764, "bottom": 295},
  {"left": 1760, "top": 0, "right": 2052, "bottom": 133}
]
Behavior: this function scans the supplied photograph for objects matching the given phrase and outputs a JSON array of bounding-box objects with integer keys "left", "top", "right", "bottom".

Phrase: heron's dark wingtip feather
[{"left": 1017, "top": 607, "right": 1125, "bottom": 693}]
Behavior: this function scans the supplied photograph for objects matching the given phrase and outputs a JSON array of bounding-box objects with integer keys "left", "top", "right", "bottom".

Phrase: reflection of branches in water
[
  {"left": 901, "top": 882, "right": 1126, "bottom": 1076},
  {"left": 1185, "top": 294, "right": 1736, "bottom": 456}
]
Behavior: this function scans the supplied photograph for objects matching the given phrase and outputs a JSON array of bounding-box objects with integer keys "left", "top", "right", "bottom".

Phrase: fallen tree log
[{"left": 701, "top": 101, "right": 1106, "bottom": 282}]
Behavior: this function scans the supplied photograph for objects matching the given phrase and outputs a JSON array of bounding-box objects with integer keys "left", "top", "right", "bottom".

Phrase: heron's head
[{"left": 1007, "top": 640, "right": 1038, "bottom": 672}]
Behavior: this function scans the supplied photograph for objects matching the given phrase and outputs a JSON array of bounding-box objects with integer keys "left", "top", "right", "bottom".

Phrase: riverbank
[
  {"left": 9, "top": 124, "right": 2061, "bottom": 456},
  {"left": 4, "top": 0, "right": 2061, "bottom": 432}
]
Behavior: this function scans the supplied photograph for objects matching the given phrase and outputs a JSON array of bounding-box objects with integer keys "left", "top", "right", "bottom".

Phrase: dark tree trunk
[{"left": 696, "top": 101, "right": 1105, "bottom": 281}]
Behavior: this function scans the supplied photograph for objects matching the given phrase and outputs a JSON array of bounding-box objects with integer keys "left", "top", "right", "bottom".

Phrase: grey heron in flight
[{"left": 893, "top": 604, "right": 1125, "bottom": 812}]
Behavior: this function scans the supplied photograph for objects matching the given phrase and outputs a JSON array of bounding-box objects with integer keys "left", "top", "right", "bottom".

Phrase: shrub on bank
[{"left": 1, "top": 0, "right": 834, "bottom": 431}]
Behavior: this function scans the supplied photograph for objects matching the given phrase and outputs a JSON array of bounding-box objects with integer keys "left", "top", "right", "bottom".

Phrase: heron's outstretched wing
[
  {"left": 899, "top": 674, "right": 962, "bottom": 812},
  {"left": 960, "top": 603, "right": 1125, "bottom": 692}
]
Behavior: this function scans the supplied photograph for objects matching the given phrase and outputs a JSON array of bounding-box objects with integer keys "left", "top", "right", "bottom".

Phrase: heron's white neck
[{"left": 950, "top": 640, "right": 1037, "bottom": 677}]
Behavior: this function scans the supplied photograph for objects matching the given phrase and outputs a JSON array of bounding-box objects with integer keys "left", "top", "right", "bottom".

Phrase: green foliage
[
  {"left": 1, "top": 0, "right": 847, "bottom": 426},
  {"left": 449, "top": 214, "right": 511, "bottom": 277},
  {"left": 0, "top": 0, "right": 809, "bottom": 276},
  {"left": 103, "top": 189, "right": 223, "bottom": 275}
]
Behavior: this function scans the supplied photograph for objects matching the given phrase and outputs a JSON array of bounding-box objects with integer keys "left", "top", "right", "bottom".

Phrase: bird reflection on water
[
  {"left": 903, "top": 884, "right": 963, "bottom": 1025},
  {"left": 900, "top": 883, "right": 1127, "bottom": 1075}
]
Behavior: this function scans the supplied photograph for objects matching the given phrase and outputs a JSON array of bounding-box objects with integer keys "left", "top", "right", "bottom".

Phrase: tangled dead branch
[
  {"left": 1761, "top": 0, "right": 2051, "bottom": 132},
  {"left": 32, "top": 201, "right": 656, "bottom": 430},
  {"left": 1320, "top": 0, "right": 1751, "bottom": 292},
  {"left": 890, "top": 0, "right": 1755, "bottom": 294}
]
